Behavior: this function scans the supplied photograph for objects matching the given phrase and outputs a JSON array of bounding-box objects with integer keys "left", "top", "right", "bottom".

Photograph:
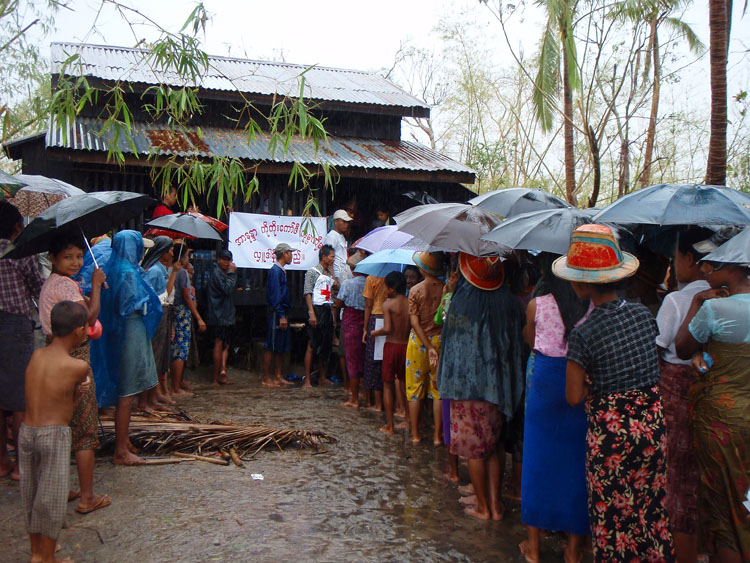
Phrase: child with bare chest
[
  {"left": 371, "top": 272, "right": 410, "bottom": 434},
  {"left": 20, "top": 301, "right": 90, "bottom": 563}
]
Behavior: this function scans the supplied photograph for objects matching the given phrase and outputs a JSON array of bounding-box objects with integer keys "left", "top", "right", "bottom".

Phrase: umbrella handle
[{"left": 80, "top": 225, "right": 108, "bottom": 290}]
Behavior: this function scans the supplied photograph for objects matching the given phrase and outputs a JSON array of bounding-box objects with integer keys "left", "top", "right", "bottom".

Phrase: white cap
[{"left": 332, "top": 209, "right": 353, "bottom": 221}]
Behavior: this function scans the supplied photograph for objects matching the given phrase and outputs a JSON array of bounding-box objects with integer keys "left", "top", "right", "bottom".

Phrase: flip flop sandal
[{"left": 76, "top": 495, "right": 112, "bottom": 514}]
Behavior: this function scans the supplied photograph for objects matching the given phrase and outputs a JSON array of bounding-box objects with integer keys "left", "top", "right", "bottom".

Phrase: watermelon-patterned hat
[{"left": 552, "top": 224, "right": 639, "bottom": 283}]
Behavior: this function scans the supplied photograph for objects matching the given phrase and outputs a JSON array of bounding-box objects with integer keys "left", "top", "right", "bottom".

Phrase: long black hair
[{"left": 532, "top": 252, "right": 589, "bottom": 340}]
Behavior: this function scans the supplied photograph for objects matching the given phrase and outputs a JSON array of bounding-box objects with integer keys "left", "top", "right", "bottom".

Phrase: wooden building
[{"left": 5, "top": 42, "right": 475, "bottom": 320}]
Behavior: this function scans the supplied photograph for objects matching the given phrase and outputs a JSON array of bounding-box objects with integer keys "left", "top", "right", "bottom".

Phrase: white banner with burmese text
[{"left": 228, "top": 212, "right": 326, "bottom": 270}]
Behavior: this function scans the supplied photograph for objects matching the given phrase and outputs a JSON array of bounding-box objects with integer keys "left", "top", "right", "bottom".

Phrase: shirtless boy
[
  {"left": 20, "top": 301, "right": 90, "bottom": 563},
  {"left": 371, "top": 272, "right": 410, "bottom": 434}
]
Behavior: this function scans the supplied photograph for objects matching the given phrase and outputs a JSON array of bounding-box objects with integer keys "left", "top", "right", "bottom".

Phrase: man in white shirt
[{"left": 323, "top": 209, "right": 353, "bottom": 290}]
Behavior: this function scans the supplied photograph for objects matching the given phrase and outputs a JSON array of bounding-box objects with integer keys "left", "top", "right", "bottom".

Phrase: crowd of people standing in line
[
  {"left": 2, "top": 194, "right": 749, "bottom": 563},
  {"left": 269, "top": 207, "right": 749, "bottom": 563}
]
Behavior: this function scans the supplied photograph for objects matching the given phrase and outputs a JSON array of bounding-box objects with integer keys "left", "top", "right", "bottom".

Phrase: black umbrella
[
  {"left": 145, "top": 213, "right": 223, "bottom": 241},
  {"left": 2, "top": 191, "right": 155, "bottom": 259},
  {"left": 470, "top": 188, "right": 570, "bottom": 218}
]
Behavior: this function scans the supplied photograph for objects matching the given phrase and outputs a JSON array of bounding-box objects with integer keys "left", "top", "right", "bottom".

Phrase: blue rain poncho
[{"left": 91, "top": 230, "right": 162, "bottom": 406}]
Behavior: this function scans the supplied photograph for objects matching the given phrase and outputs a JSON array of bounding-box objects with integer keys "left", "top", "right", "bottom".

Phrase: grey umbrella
[
  {"left": 145, "top": 213, "right": 224, "bottom": 241},
  {"left": 470, "top": 187, "right": 570, "bottom": 218},
  {"left": 702, "top": 227, "right": 750, "bottom": 265},
  {"left": 2, "top": 191, "right": 155, "bottom": 259},
  {"left": 480, "top": 207, "right": 597, "bottom": 255},
  {"left": 393, "top": 203, "right": 508, "bottom": 256},
  {"left": 593, "top": 184, "right": 750, "bottom": 225}
]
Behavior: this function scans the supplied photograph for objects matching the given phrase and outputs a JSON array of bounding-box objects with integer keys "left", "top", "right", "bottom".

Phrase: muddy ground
[{"left": 1, "top": 367, "right": 575, "bottom": 562}]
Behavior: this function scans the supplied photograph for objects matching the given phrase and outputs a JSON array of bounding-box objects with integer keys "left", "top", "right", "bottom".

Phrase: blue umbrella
[
  {"left": 480, "top": 207, "right": 596, "bottom": 255},
  {"left": 593, "top": 184, "right": 750, "bottom": 225},
  {"left": 354, "top": 249, "right": 415, "bottom": 277}
]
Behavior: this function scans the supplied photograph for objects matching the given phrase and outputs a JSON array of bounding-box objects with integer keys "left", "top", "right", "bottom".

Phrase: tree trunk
[
  {"left": 705, "top": 0, "right": 732, "bottom": 185},
  {"left": 640, "top": 19, "right": 660, "bottom": 189},
  {"left": 562, "top": 41, "right": 577, "bottom": 206},
  {"left": 586, "top": 125, "right": 601, "bottom": 208},
  {"left": 618, "top": 135, "right": 630, "bottom": 199}
]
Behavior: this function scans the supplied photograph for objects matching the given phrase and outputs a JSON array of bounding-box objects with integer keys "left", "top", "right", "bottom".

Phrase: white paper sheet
[{"left": 373, "top": 318, "right": 386, "bottom": 361}]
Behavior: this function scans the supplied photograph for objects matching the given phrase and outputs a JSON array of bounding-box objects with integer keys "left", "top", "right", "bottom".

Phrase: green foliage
[{"left": 7, "top": 0, "right": 336, "bottom": 217}]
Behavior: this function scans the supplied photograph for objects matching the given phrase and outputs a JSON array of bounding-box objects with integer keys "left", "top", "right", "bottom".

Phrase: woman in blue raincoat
[{"left": 91, "top": 230, "right": 162, "bottom": 465}]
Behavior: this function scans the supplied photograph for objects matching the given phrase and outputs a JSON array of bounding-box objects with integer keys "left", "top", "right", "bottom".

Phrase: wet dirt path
[{"left": 1, "top": 368, "right": 572, "bottom": 562}]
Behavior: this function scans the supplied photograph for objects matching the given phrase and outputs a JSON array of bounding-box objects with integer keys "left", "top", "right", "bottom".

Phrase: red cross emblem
[{"left": 320, "top": 284, "right": 331, "bottom": 301}]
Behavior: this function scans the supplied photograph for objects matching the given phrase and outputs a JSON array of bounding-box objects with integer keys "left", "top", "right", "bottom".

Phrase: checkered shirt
[
  {"left": 0, "top": 239, "right": 44, "bottom": 318},
  {"left": 567, "top": 299, "right": 661, "bottom": 395}
]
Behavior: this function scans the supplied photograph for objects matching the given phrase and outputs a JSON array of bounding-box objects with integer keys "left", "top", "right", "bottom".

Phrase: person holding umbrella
[
  {"left": 675, "top": 227, "right": 750, "bottom": 563},
  {"left": 38, "top": 232, "right": 111, "bottom": 513},
  {"left": 0, "top": 201, "right": 44, "bottom": 481}
]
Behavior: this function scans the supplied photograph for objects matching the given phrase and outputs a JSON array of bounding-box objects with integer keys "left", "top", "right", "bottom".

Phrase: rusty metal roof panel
[
  {"left": 46, "top": 117, "right": 474, "bottom": 176},
  {"left": 50, "top": 42, "right": 429, "bottom": 111}
]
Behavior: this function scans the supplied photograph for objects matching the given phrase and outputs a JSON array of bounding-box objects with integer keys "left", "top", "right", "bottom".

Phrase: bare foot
[
  {"left": 155, "top": 392, "right": 175, "bottom": 405},
  {"left": 153, "top": 404, "right": 171, "bottom": 412},
  {"left": 459, "top": 495, "right": 477, "bottom": 506},
  {"left": 180, "top": 381, "right": 193, "bottom": 392},
  {"left": 113, "top": 451, "right": 145, "bottom": 465},
  {"left": 433, "top": 437, "right": 442, "bottom": 446},
  {"left": 140, "top": 405, "right": 156, "bottom": 415},
  {"left": 464, "top": 506, "right": 491, "bottom": 520},
  {"left": 519, "top": 540, "right": 540, "bottom": 563},
  {"left": 490, "top": 500, "right": 506, "bottom": 521},
  {"left": 410, "top": 436, "right": 422, "bottom": 444},
  {"left": 367, "top": 404, "right": 382, "bottom": 412},
  {"left": 458, "top": 483, "right": 475, "bottom": 496},
  {"left": 394, "top": 409, "right": 406, "bottom": 419},
  {"left": 126, "top": 441, "right": 140, "bottom": 454},
  {"left": 443, "top": 472, "right": 460, "bottom": 484},
  {"left": 379, "top": 425, "right": 395, "bottom": 435},
  {"left": 213, "top": 377, "right": 233, "bottom": 385},
  {"left": 171, "top": 388, "right": 194, "bottom": 397},
  {"left": 319, "top": 377, "right": 333, "bottom": 386},
  {"left": 395, "top": 420, "right": 409, "bottom": 430},
  {"left": 261, "top": 379, "right": 279, "bottom": 387},
  {"left": 276, "top": 377, "right": 294, "bottom": 386},
  {"left": 302, "top": 381, "right": 313, "bottom": 389},
  {"left": 342, "top": 400, "right": 359, "bottom": 409}
]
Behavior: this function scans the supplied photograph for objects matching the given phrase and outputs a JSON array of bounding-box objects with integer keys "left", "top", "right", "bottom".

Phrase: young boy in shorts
[
  {"left": 20, "top": 301, "right": 90, "bottom": 563},
  {"left": 406, "top": 252, "right": 446, "bottom": 444},
  {"left": 371, "top": 271, "right": 410, "bottom": 435}
]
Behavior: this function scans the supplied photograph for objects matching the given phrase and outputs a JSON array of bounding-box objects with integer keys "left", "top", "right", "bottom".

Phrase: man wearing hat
[
  {"left": 553, "top": 224, "right": 674, "bottom": 561},
  {"left": 263, "top": 243, "right": 296, "bottom": 387},
  {"left": 405, "top": 251, "right": 446, "bottom": 445},
  {"left": 207, "top": 249, "right": 237, "bottom": 385},
  {"left": 323, "top": 209, "right": 353, "bottom": 289}
]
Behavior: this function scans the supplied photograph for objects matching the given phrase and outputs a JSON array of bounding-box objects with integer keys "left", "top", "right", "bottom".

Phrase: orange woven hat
[
  {"left": 458, "top": 252, "right": 504, "bottom": 291},
  {"left": 412, "top": 251, "right": 446, "bottom": 277},
  {"left": 552, "top": 224, "right": 639, "bottom": 283}
]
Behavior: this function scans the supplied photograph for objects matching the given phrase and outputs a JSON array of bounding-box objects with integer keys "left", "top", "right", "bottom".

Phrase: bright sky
[{"left": 42, "top": 0, "right": 747, "bottom": 75}]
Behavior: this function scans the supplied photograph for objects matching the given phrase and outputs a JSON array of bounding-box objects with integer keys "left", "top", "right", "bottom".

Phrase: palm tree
[
  {"left": 532, "top": 0, "right": 580, "bottom": 206},
  {"left": 705, "top": 0, "right": 732, "bottom": 185}
]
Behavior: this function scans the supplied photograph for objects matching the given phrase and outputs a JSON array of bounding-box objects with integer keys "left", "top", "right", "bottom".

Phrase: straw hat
[
  {"left": 458, "top": 252, "right": 504, "bottom": 291},
  {"left": 552, "top": 224, "right": 639, "bottom": 283},
  {"left": 412, "top": 251, "right": 446, "bottom": 278}
]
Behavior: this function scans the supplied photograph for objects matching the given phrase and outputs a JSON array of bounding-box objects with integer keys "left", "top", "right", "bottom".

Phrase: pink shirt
[
  {"left": 533, "top": 294, "right": 593, "bottom": 357},
  {"left": 39, "top": 273, "right": 84, "bottom": 335}
]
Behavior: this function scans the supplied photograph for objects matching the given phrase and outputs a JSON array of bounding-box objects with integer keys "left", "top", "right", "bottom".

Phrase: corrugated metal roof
[
  {"left": 46, "top": 117, "right": 475, "bottom": 177},
  {"left": 51, "top": 42, "right": 430, "bottom": 112}
]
